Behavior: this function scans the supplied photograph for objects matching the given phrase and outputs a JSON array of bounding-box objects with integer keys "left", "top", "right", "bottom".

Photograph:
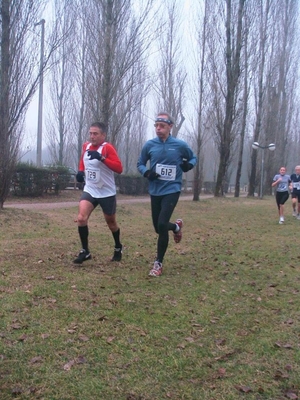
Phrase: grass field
[{"left": 0, "top": 194, "right": 300, "bottom": 400}]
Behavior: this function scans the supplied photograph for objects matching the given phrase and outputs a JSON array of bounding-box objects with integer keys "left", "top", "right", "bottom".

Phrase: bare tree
[
  {"left": 234, "top": 7, "right": 250, "bottom": 197},
  {"left": 0, "top": 0, "right": 60, "bottom": 209},
  {"left": 83, "top": 0, "right": 154, "bottom": 146},
  {"left": 46, "top": 0, "right": 77, "bottom": 166},
  {"left": 190, "top": 0, "right": 211, "bottom": 201},
  {"left": 119, "top": 60, "right": 150, "bottom": 173},
  {"left": 152, "top": 0, "right": 186, "bottom": 137},
  {"left": 248, "top": 0, "right": 272, "bottom": 196},
  {"left": 210, "top": 0, "right": 245, "bottom": 197},
  {"left": 270, "top": 1, "right": 299, "bottom": 178},
  {"left": 248, "top": 0, "right": 299, "bottom": 197}
]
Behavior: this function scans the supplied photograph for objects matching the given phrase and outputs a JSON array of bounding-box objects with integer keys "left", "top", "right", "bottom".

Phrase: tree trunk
[{"left": 0, "top": 0, "right": 11, "bottom": 209}]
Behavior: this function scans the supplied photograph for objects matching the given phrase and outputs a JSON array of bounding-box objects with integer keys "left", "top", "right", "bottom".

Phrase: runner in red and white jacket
[
  {"left": 74, "top": 122, "right": 123, "bottom": 264},
  {"left": 78, "top": 137, "right": 122, "bottom": 198}
]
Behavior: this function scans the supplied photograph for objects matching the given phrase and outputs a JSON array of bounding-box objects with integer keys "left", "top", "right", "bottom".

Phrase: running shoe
[
  {"left": 297, "top": 214, "right": 300, "bottom": 220},
  {"left": 173, "top": 219, "right": 183, "bottom": 243},
  {"left": 149, "top": 261, "right": 163, "bottom": 277},
  {"left": 111, "top": 245, "right": 123, "bottom": 262},
  {"left": 279, "top": 217, "right": 284, "bottom": 224},
  {"left": 73, "top": 249, "right": 91, "bottom": 264},
  {"left": 293, "top": 210, "right": 297, "bottom": 217}
]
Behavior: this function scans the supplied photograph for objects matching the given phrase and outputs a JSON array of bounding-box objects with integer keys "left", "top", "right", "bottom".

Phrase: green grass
[{"left": 0, "top": 195, "right": 300, "bottom": 399}]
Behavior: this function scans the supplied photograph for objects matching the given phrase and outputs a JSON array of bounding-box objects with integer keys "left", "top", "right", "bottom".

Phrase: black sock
[
  {"left": 78, "top": 225, "right": 89, "bottom": 251},
  {"left": 112, "top": 229, "right": 121, "bottom": 248}
]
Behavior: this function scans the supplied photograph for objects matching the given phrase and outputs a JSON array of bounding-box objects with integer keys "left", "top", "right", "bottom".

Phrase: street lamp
[
  {"left": 252, "top": 142, "right": 276, "bottom": 198},
  {"left": 34, "top": 19, "right": 45, "bottom": 167}
]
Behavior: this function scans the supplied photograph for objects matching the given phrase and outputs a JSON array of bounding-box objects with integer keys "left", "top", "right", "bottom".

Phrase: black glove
[
  {"left": 76, "top": 171, "right": 85, "bottom": 183},
  {"left": 144, "top": 170, "right": 160, "bottom": 181},
  {"left": 180, "top": 160, "right": 193, "bottom": 172},
  {"left": 87, "top": 150, "right": 105, "bottom": 162}
]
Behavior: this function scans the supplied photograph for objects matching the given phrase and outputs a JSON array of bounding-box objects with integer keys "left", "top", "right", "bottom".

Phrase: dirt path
[{"left": 5, "top": 194, "right": 207, "bottom": 210}]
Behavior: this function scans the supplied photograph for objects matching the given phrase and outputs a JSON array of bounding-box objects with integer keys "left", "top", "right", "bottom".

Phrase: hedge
[
  {"left": 10, "top": 164, "right": 71, "bottom": 197},
  {"left": 115, "top": 174, "right": 148, "bottom": 195}
]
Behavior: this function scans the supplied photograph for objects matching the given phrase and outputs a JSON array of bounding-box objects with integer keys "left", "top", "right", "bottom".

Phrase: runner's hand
[
  {"left": 180, "top": 160, "right": 193, "bottom": 172},
  {"left": 76, "top": 171, "right": 85, "bottom": 183},
  {"left": 144, "top": 170, "right": 160, "bottom": 181},
  {"left": 88, "top": 150, "right": 105, "bottom": 162}
]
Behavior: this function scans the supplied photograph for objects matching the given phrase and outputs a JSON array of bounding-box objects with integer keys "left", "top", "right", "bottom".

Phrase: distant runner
[{"left": 272, "top": 166, "right": 290, "bottom": 224}]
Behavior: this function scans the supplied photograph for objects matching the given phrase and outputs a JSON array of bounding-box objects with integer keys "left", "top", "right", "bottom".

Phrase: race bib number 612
[{"left": 156, "top": 164, "right": 176, "bottom": 181}]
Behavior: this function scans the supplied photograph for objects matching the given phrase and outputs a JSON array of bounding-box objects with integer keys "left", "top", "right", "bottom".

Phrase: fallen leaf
[
  {"left": 18, "top": 334, "right": 27, "bottom": 341},
  {"left": 63, "top": 359, "right": 75, "bottom": 371},
  {"left": 215, "top": 350, "right": 235, "bottom": 361},
  {"left": 185, "top": 337, "right": 195, "bottom": 343},
  {"left": 76, "top": 355, "right": 87, "bottom": 364},
  {"left": 41, "top": 333, "right": 50, "bottom": 339},
  {"left": 274, "top": 370, "right": 289, "bottom": 380},
  {"left": 285, "top": 391, "right": 298, "bottom": 399},
  {"left": 11, "top": 323, "right": 22, "bottom": 330},
  {"left": 106, "top": 336, "right": 115, "bottom": 344},
  {"left": 235, "top": 385, "right": 252, "bottom": 393},
  {"left": 79, "top": 335, "right": 89, "bottom": 342},
  {"left": 30, "top": 356, "right": 43, "bottom": 364},
  {"left": 11, "top": 387, "right": 23, "bottom": 395}
]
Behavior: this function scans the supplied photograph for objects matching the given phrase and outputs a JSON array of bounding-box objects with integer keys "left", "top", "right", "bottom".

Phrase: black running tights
[{"left": 150, "top": 192, "right": 180, "bottom": 263}]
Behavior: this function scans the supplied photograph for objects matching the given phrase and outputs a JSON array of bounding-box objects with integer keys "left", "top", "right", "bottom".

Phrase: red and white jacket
[{"left": 78, "top": 141, "right": 123, "bottom": 198}]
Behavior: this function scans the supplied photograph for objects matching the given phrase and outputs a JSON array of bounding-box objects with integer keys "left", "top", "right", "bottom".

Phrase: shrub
[
  {"left": 115, "top": 174, "right": 148, "bottom": 195},
  {"left": 11, "top": 163, "right": 71, "bottom": 197}
]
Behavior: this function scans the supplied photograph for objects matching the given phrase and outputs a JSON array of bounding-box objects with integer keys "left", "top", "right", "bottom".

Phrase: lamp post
[
  {"left": 34, "top": 19, "right": 45, "bottom": 167},
  {"left": 252, "top": 142, "right": 276, "bottom": 198}
]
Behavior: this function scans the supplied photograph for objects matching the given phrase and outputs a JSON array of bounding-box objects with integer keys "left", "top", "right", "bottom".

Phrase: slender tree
[
  {"left": 212, "top": 0, "right": 246, "bottom": 197},
  {"left": 83, "top": 0, "right": 154, "bottom": 146},
  {"left": 46, "top": 0, "right": 77, "bottom": 166},
  {"left": 0, "top": 0, "right": 60, "bottom": 209},
  {"left": 234, "top": 7, "right": 250, "bottom": 197},
  {"left": 191, "top": 0, "right": 210, "bottom": 201},
  {"left": 248, "top": 0, "right": 270, "bottom": 196},
  {"left": 153, "top": 0, "right": 186, "bottom": 137}
]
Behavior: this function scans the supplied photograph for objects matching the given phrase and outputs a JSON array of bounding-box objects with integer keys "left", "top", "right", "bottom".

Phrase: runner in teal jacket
[
  {"left": 137, "top": 111, "right": 197, "bottom": 277},
  {"left": 137, "top": 135, "right": 197, "bottom": 196}
]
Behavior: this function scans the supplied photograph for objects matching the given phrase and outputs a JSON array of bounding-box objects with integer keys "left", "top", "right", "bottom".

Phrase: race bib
[
  {"left": 278, "top": 182, "right": 287, "bottom": 191},
  {"left": 156, "top": 164, "right": 176, "bottom": 181},
  {"left": 86, "top": 168, "right": 103, "bottom": 187},
  {"left": 294, "top": 182, "right": 300, "bottom": 190}
]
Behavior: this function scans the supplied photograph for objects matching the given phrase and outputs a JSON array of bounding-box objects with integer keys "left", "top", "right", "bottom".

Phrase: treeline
[{"left": 0, "top": 0, "right": 299, "bottom": 208}]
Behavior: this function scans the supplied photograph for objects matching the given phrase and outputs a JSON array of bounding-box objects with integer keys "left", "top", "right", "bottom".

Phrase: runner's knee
[
  {"left": 158, "top": 221, "right": 168, "bottom": 234},
  {"left": 77, "top": 213, "right": 88, "bottom": 225}
]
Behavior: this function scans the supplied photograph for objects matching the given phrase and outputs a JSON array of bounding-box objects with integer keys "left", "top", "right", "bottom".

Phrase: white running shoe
[
  {"left": 297, "top": 214, "right": 300, "bottom": 220},
  {"left": 293, "top": 210, "right": 297, "bottom": 217},
  {"left": 279, "top": 216, "right": 284, "bottom": 224},
  {"left": 149, "top": 261, "right": 163, "bottom": 277}
]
